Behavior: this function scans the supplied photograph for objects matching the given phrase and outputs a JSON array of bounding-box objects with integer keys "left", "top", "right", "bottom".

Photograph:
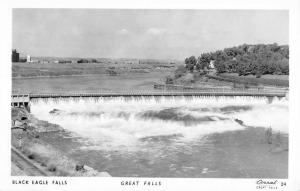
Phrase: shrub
[
  {"left": 165, "top": 76, "right": 174, "bottom": 84},
  {"left": 174, "top": 65, "right": 187, "bottom": 79},
  {"left": 255, "top": 72, "right": 262, "bottom": 78},
  {"left": 47, "top": 164, "right": 56, "bottom": 172},
  {"left": 28, "top": 154, "right": 35, "bottom": 159}
]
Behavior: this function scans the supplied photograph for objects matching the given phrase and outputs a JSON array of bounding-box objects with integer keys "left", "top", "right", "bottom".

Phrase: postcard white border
[{"left": 0, "top": 0, "right": 300, "bottom": 191}]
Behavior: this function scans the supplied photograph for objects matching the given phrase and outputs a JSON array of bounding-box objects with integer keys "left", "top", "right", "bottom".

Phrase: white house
[
  {"left": 26, "top": 55, "right": 31, "bottom": 62},
  {"left": 209, "top": 60, "right": 215, "bottom": 69}
]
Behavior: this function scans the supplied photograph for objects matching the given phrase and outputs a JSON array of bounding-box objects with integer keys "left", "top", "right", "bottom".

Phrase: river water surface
[{"left": 31, "top": 96, "right": 288, "bottom": 178}]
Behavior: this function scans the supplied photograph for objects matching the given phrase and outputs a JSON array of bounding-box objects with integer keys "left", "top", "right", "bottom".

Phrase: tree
[
  {"left": 277, "top": 58, "right": 289, "bottom": 74},
  {"left": 184, "top": 43, "right": 289, "bottom": 76},
  {"left": 214, "top": 60, "right": 227, "bottom": 73},
  {"left": 214, "top": 51, "right": 229, "bottom": 73},
  {"left": 278, "top": 46, "right": 289, "bottom": 59},
  {"left": 184, "top": 56, "right": 197, "bottom": 72},
  {"left": 197, "top": 53, "right": 211, "bottom": 71},
  {"left": 77, "top": 59, "right": 89, "bottom": 63},
  {"left": 236, "top": 53, "right": 254, "bottom": 76},
  {"left": 224, "top": 60, "right": 238, "bottom": 73}
]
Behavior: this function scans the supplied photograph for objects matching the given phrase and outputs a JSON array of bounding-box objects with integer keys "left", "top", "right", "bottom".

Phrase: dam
[{"left": 11, "top": 88, "right": 288, "bottom": 111}]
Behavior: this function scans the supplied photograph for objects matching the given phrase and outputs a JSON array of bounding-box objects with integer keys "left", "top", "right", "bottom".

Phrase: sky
[{"left": 13, "top": 9, "right": 288, "bottom": 60}]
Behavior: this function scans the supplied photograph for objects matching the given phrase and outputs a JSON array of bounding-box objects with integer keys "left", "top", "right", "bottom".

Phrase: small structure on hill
[
  {"left": 209, "top": 60, "right": 215, "bottom": 69},
  {"left": 12, "top": 49, "right": 20, "bottom": 62},
  {"left": 26, "top": 55, "right": 31, "bottom": 63}
]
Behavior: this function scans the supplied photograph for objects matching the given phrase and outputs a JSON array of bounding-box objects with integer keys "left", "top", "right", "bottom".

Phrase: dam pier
[{"left": 11, "top": 94, "right": 30, "bottom": 112}]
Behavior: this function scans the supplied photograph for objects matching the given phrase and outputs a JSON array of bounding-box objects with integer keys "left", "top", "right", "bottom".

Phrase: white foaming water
[{"left": 30, "top": 96, "right": 288, "bottom": 151}]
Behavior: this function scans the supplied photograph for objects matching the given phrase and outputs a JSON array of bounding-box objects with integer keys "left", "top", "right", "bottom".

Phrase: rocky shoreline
[{"left": 11, "top": 107, "right": 110, "bottom": 177}]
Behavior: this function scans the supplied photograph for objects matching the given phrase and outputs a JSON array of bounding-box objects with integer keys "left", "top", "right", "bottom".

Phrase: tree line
[{"left": 184, "top": 43, "right": 289, "bottom": 77}]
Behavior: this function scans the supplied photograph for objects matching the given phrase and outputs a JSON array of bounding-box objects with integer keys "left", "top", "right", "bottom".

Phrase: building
[
  {"left": 26, "top": 55, "right": 31, "bottom": 62},
  {"left": 209, "top": 60, "right": 215, "bottom": 69},
  {"left": 12, "top": 49, "right": 19, "bottom": 62}
]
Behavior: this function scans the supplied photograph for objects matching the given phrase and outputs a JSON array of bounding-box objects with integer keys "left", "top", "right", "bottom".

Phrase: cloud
[
  {"left": 117, "top": 28, "right": 129, "bottom": 34},
  {"left": 146, "top": 28, "right": 166, "bottom": 35}
]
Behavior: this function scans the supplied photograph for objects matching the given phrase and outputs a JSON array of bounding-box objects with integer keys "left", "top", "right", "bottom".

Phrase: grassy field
[
  {"left": 12, "top": 62, "right": 176, "bottom": 93},
  {"left": 209, "top": 73, "right": 289, "bottom": 87},
  {"left": 12, "top": 61, "right": 178, "bottom": 77},
  {"left": 13, "top": 73, "right": 171, "bottom": 93},
  {"left": 13, "top": 62, "right": 105, "bottom": 77}
]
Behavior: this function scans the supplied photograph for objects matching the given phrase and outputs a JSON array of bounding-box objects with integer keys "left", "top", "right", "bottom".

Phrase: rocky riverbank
[{"left": 11, "top": 107, "right": 110, "bottom": 177}]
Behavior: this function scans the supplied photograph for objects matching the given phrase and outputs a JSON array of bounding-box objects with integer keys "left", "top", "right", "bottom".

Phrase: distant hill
[{"left": 29, "top": 56, "right": 181, "bottom": 65}]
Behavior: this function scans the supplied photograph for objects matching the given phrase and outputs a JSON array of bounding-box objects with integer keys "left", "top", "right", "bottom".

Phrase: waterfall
[{"left": 30, "top": 96, "right": 288, "bottom": 151}]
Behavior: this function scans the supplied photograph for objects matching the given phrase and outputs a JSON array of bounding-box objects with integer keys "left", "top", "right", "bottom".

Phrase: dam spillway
[
  {"left": 13, "top": 89, "right": 288, "bottom": 99},
  {"left": 11, "top": 89, "right": 288, "bottom": 110}
]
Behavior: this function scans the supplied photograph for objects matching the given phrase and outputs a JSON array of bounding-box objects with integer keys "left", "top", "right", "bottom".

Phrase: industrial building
[{"left": 12, "top": 49, "right": 19, "bottom": 62}]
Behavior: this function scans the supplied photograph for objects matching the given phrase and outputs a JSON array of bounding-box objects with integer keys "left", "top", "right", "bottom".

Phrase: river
[{"left": 30, "top": 96, "right": 288, "bottom": 178}]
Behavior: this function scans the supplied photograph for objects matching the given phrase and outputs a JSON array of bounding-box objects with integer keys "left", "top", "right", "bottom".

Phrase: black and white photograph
[
  {"left": 10, "top": 8, "right": 289, "bottom": 178},
  {"left": 1, "top": 1, "right": 300, "bottom": 190}
]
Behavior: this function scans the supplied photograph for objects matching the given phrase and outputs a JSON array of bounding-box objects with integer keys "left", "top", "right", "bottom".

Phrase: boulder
[
  {"left": 49, "top": 109, "right": 62, "bottom": 115},
  {"left": 14, "top": 120, "right": 23, "bottom": 127},
  {"left": 75, "top": 164, "right": 86, "bottom": 172},
  {"left": 21, "top": 116, "right": 28, "bottom": 121}
]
